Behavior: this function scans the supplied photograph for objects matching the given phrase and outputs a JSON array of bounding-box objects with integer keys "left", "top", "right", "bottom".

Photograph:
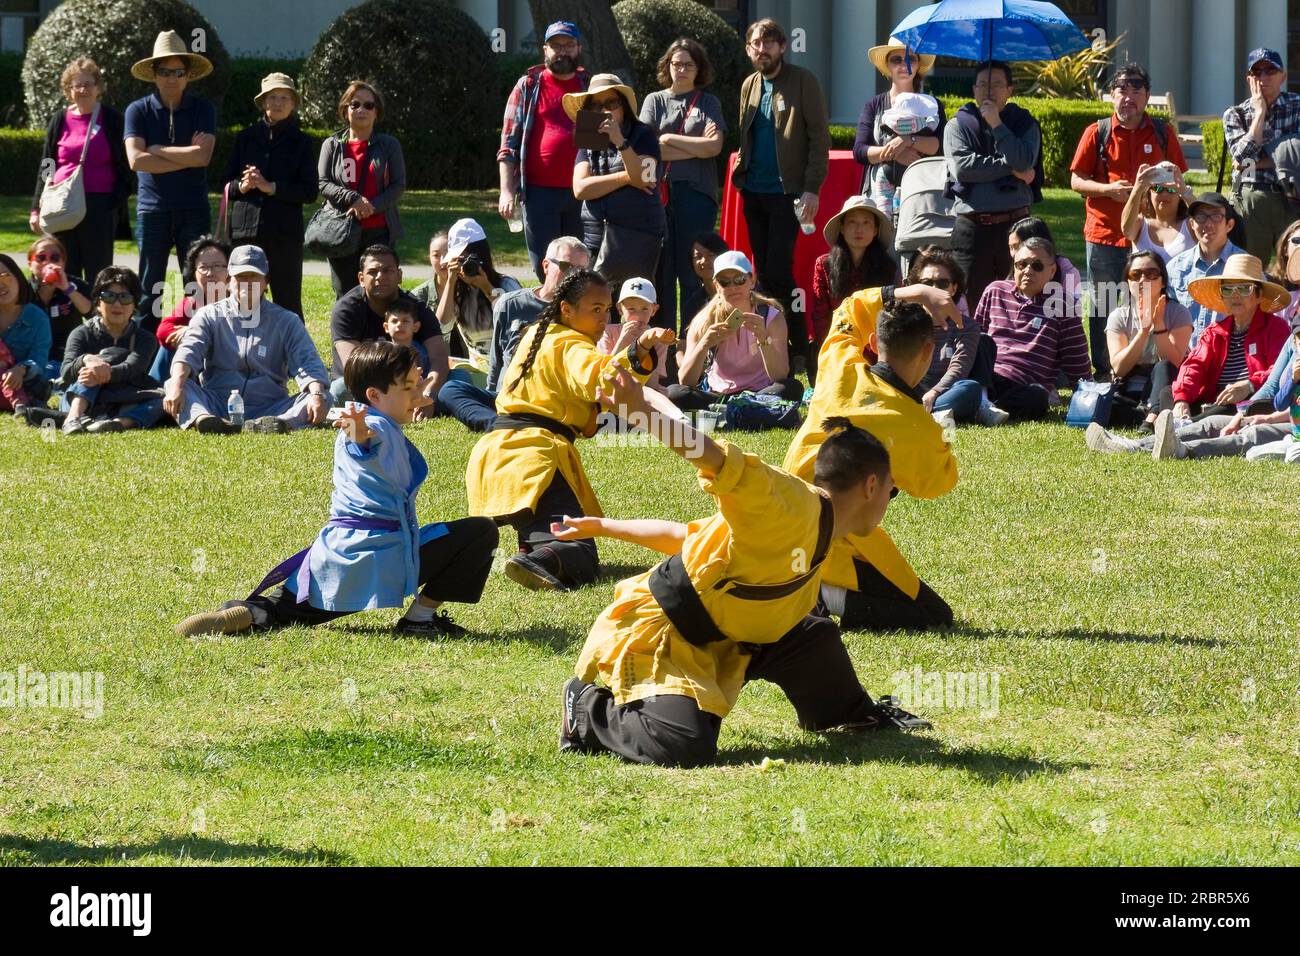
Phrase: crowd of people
[{"left": 6, "top": 22, "right": 1300, "bottom": 767}]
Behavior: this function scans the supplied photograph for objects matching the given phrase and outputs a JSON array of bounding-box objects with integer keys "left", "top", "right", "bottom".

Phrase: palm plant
[{"left": 1013, "top": 31, "right": 1126, "bottom": 100}]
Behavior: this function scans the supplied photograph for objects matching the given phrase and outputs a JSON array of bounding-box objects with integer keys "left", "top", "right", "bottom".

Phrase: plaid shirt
[
  {"left": 1223, "top": 90, "right": 1300, "bottom": 188},
  {"left": 497, "top": 64, "right": 590, "bottom": 193}
]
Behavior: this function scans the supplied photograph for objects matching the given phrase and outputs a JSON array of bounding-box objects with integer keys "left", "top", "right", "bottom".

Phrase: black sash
[
  {"left": 648, "top": 496, "right": 835, "bottom": 647},
  {"left": 492, "top": 413, "right": 577, "bottom": 443}
]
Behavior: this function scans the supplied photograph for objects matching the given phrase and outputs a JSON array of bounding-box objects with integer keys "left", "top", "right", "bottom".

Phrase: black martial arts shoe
[
  {"left": 504, "top": 549, "right": 571, "bottom": 592},
  {"left": 559, "top": 677, "right": 589, "bottom": 753},
  {"left": 393, "top": 610, "right": 468, "bottom": 639},
  {"left": 194, "top": 415, "right": 240, "bottom": 435},
  {"left": 872, "top": 696, "right": 932, "bottom": 730},
  {"left": 15, "top": 404, "right": 65, "bottom": 427}
]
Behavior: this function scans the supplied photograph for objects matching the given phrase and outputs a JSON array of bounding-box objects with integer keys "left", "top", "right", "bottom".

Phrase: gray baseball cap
[{"left": 228, "top": 245, "right": 269, "bottom": 277}]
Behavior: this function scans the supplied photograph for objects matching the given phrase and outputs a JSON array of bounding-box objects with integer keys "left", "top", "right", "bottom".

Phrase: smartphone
[
  {"left": 724, "top": 308, "right": 743, "bottom": 331},
  {"left": 574, "top": 109, "right": 612, "bottom": 151}
]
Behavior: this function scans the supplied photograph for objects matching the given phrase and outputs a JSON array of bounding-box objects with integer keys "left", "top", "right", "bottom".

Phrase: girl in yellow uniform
[
  {"left": 465, "top": 269, "right": 673, "bottom": 591},
  {"left": 556, "top": 366, "right": 929, "bottom": 768},
  {"left": 783, "top": 285, "right": 960, "bottom": 631}
]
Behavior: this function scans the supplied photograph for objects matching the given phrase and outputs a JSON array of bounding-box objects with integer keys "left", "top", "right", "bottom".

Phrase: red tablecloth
[{"left": 719, "top": 149, "right": 863, "bottom": 338}]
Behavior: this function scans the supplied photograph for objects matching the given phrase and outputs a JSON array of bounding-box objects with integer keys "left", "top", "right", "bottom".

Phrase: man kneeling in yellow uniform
[{"left": 556, "top": 363, "right": 929, "bottom": 768}]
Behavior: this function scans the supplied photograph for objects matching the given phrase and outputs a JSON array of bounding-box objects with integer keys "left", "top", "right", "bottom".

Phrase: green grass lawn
[{"left": 3, "top": 272, "right": 1300, "bottom": 866}]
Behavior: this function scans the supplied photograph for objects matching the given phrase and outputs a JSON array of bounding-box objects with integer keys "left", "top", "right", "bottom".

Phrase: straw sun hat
[
  {"left": 867, "top": 39, "right": 935, "bottom": 79},
  {"left": 1186, "top": 254, "right": 1290, "bottom": 314},
  {"left": 562, "top": 73, "right": 638, "bottom": 122},
  {"left": 823, "top": 194, "right": 894, "bottom": 248},
  {"left": 130, "top": 29, "right": 213, "bottom": 82}
]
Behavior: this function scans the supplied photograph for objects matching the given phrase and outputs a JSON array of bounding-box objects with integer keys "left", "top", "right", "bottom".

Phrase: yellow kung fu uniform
[
  {"left": 576, "top": 440, "right": 833, "bottom": 719},
  {"left": 465, "top": 323, "right": 653, "bottom": 520},
  {"left": 781, "top": 287, "right": 958, "bottom": 599}
]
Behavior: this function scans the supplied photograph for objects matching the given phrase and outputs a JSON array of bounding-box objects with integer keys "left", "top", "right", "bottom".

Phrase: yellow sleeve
[
  {"left": 886, "top": 407, "right": 959, "bottom": 500},
  {"left": 814, "top": 288, "right": 883, "bottom": 409},
  {"left": 699, "top": 440, "right": 808, "bottom": 548},
  {"left": 560, "top": 336, "right": 655, "bottom": 402}
]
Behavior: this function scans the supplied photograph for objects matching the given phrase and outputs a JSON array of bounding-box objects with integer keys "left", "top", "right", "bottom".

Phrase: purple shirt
[{"left": 975, "top": 279, "right": 1092, "bottom": 389}]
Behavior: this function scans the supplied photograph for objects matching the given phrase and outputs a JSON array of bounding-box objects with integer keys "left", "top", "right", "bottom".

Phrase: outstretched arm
[
  {"left": 599, "top": 364, "right": 725, "bottom": 477},
  {"left": 551, "top": 515, "right": 687, "bottom": 555}
]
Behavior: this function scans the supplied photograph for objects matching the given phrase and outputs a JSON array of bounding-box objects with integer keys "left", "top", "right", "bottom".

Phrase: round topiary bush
[
  {"left": 300, "top": 0, "right": 497, "bottom": 189},
  {"left": 612, "top": 0, "right": 747, "bottom": 127},
  {"left": 21, "top": 0, "right": 229, "bottom": 129}
]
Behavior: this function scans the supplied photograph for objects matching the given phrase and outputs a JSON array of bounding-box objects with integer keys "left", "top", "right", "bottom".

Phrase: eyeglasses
[
  {"left": 670, "top": 60, "right": 698, "bottom": 71},
  {"left": 917, "top": 277, "right": 953, "bottom": 290},
  {"left": 1249, "top": 65, "right": 1280, "bottom": 77},
  {"left": 589, "top": 97, "right": 623, "bottom": 109},
  {"left": 194, "top": 261, "right": 228, "bottom": 275},
  {"left": 1013, "top": 258, "right": 1046, "bottom": 273},
  {"left": 1192, "top": 210, "right": 1227, "bottom": 224},
  {"left": 974, "top": 80, "right": 1009, "bottom": 91},
  {"left": 1126, "top": 268, "right": 1163, "bottom": 281},
  {"left": 547, "top": 258, "right": 577, "bottom": 274},
  {"left": 748, "top": 37, "right": 781, "bottom": 50},
  {"left": 97, "top": 291, "right": 135, "bottom": 305},
  {"left": 154, "top": 67, "right": 187, "bottom": 79},
  {"left": 1152, "top": 185, "right": 1180, "bottom": 195},
  {"left": 716, "top": 275, "right": 749, "bottom": 287},
  {"left": 1111, "top": 81, "right": 1147, "bottom": 93},
  {"left": 70, "top": 80, "right": 98, "bottom": 90},
  {"left": 32, "top": 252, "right": 63, "bottom": 263},
  {"left": 1220, "top": 282, "right": 1259, "bottom": 297},
  {"left": 349, "top": 100, "right": 376, "bottom": 111}
]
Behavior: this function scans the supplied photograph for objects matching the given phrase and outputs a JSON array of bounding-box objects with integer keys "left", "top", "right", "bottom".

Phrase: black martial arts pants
[{"left": 839, "top": 558, "right": 953, "bottom": 633}]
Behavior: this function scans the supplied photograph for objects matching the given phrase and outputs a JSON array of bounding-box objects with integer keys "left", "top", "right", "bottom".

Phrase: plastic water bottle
[
  {"left": 227, "top": 390, "right": 244, "bottom": 428},
  {"left": 792, "top": 197, "right": 816, "bottom": 236},
  {"left": 507, "top": 202, "right": 524, "bottom": 234}
]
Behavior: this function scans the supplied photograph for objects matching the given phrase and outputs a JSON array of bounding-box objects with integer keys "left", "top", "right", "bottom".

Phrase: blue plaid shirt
[
  {"left": 1223, "top": 91, "right": 1300, "bottom": 189},
  {"left": 1166, "top": 239, "right": 1245, "bottom": 346}
]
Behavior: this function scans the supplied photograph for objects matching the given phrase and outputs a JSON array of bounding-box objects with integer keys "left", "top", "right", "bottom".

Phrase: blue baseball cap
[
  {"left": 1247, "top": 48, "right": 1283, "bottom": 71},
  {"left": 228, "top": 244, "right": 269, "bottom": 277},
  {"left": 544, "top": 21, "right": 581, "bottom": 43}
]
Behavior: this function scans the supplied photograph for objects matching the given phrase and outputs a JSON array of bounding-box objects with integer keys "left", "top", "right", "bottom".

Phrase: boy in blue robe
[{"left": 176, "top": 341, "right": 499, "bottom": 638}]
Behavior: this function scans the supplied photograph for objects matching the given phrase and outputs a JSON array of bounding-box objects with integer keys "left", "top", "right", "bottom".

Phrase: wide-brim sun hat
[
  {"left": 868, "top": 39, "right": 935, "bottom": 79},
  {"left": 130, "top": 29, "right": 213, "bottom": 82},
  {"left": 1187, "top": 253, "right": 1290, "bottom": 314},
  {"left": 562, "top": 73, "right": 638, "bottom": 123},
  {"left": 254, "top": 73, "right": 298, "bottom": 110},
  {"left": 823, "top": 194, "right": 894, "bottom": 248}
]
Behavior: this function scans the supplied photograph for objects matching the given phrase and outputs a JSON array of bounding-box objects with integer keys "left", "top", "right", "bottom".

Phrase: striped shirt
[
  {"left": 1216, "top": 327, "right": 1249, "bottom": 393},
  {"left": 975, "top": 280, "right": 1093, "bottom": 389}
]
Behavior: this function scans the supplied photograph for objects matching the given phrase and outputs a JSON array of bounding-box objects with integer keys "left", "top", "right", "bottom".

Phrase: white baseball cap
[
  {"left": 712, "top": 250, "right": 753, "bottom": 278},
  {"left": 618, "top": 277, "right": 657, "bottom": 305},
  {"left": 447, "top": 218, "right": 487, "bottom": 258}
]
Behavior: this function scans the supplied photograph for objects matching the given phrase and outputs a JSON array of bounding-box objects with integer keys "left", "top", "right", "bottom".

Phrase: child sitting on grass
[
  {"left": 176, "top": 341, "right": 499, "bottom": 638},
  {"left": 384, "top": 300, "right": 429, "bottom": 376}
]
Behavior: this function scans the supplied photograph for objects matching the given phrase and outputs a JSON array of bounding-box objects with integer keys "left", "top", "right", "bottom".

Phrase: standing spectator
[
  {"left": 318, "top": 81, "right": 405, "bottom": 298},
  {"left": 123, "top": 31, "right": 216, "bottom": 330},
  {"left": 223, "top": 73, "right": 318, "bottom": 320},
  {"left": 150, "top": 235, "right": 229, "bottom": 382},
  {"left": 641, "top": 38, "right": 727, "bottom": 337},
  {"left": 1070, "top": 64, "right": 1187, "bottom": 377},
  {"left": 0, "top": 254, "right": 53, "bottom": 415},
  {"left": 944, "top": 61, "right": 1042, "bottom": 311},
  {"left": 29, "top": 57, "right": 130, "bottom": 285},
  {"left": 1223, "top": 48, "right": 1300, "bottom": 263},
  {"left": 732, "top": 17, "right": 832, "bottom": 368},
  {"left": 57, "top": 266, "right": 163, "bottom": 434},
  {"left": 568, "top": 74, "right": 666, "bottom": 293},
  {"left": 435, "top": 218, "right": 521, "bottom": 362},
  {"left": 409, "top": 231, "right": 450, "bottom": 312},
  {"left": 1167, "top": 193, "right": 1246, "bottom": 346},
  {"left": 163, "top": 245, "right": 331, "bottom": 434},
  {"left": 975, "top": 237, "right": 1091, "bottom": 420},
  {"left": 498, "top": 20, "right": 591, "bottom": 281},
  {"left": 810, "top": 195, "right": 898, "bottom": 364},
  {"left": 854, "top": 41, "right": 943, "bottom": 193},
  {"left": 27, "top": 237, "right": 92, "bottom": 382},
  {"left": 1121, "top": 162, "right": 1195, "bottom": 263}
]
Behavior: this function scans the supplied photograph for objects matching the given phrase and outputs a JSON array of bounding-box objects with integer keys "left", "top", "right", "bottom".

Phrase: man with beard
[
  {"left": 1070, "top": 64, "right": 1186, "bottom": 379},
  {"left": 498, "top": 20, "right": 592, "bottom": 281},
  {"left": 732, "top": 17, "right": 831, "bottom": 371}
]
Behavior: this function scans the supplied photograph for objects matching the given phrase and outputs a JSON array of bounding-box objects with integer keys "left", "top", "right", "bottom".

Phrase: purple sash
[{"left": 247, "top": 516, "right": 402, "bottom": 604}]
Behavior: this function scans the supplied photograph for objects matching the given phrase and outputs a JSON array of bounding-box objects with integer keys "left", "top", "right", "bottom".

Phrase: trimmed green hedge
[
  {"left": 222, "top": 56, "right": 306, "bottom": 129},
  {"left": 0, "top": 52, "right": 23, "bottom": 127}
]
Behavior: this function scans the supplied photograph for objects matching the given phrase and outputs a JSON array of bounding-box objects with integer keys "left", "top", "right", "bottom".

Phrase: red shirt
[
  {"left": 1070, "top": 114, "right": 1187, "bottom": 247},
  {"left": 524, "top": 70, "right": 583, "bottom": 189},
  {"left": 345, "top": 139, "right": 387, "bottom": 229},
  {"left": 156, "top": 297, "right": 195, "bottom": 348}
]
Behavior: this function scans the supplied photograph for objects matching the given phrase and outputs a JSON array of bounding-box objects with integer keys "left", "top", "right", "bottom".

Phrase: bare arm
[
  {"left": 550, "top": 515, "right": 687, "bottom": 555},
  {"left": 573, "top": 160, "right": 633, "bottom": 201},
  {"left": 601, "top": 364, "right": 726, "bottom": 477}
]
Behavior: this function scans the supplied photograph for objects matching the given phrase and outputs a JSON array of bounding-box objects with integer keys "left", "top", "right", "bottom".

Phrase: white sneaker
[
  {"left": 1151, "top": 409, "right": 1186, "bottom": 460},
  {"left": 977, "top": 402, "right": 1010, "bottom": 426},
  {"left": 932, "top": 408, "right": 956, "bottom": 430},
  {"left": 1085, "top": 421, "right": 1141, "bottom": 454}
]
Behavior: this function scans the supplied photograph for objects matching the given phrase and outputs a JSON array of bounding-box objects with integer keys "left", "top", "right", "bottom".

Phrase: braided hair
[{"left": 508, "top": 268, "right": 609, "bottom": 393}]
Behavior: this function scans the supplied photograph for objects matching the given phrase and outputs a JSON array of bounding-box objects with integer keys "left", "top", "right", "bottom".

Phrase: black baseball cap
[{"left": 1187, "top": 193, "right": 1236, "bottom": 218}]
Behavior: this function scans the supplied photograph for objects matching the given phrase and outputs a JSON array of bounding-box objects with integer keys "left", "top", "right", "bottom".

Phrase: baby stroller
[{"left": 894, "top": 155, "right": 955, "bottom": 275}]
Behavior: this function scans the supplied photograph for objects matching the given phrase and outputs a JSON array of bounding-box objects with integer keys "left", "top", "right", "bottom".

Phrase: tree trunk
[{"left": 527, "top": 0, "right": 635, "bottom": 83}]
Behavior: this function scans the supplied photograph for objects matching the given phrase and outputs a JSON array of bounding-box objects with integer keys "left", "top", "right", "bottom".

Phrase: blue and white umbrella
[{"left": 891, "top": 0, "right": 1089, "bottom": 63}]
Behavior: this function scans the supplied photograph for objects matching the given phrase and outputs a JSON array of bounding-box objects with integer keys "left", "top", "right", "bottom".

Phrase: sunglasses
[
  {"left": 97, "top": 291, "right": 135, "bottom": 305},
  {"left": 590, "top": 97, "right": 623, "bottom": 110},
  {"left": 917, "top": 277, "right": 953, "bottom": 290},
  {"left": 349, "top": 100, "right": 376, "bottom": 111},
  {"left": 1013, "top": 258, "right": 1046, "bottom": 273},
  {"left": 1152, "top": 184, "right": 1180, "bottom": 195},
  {"left": 1287, "top": 234, "right": 1300, "bottom": 245},
  {"left": 1220, "top": 282, "right": 1259, "bottom": 297},
  {"left": 1127, "top": 268, "right": 1163, "bottom": 281},
  {"left": 32, "top": 252, "right": 63, "bottom": 263},
  {"left": 547, "top": 258, "right": 577, "bottom": 274},
  {"left": 1249, "top": 66, "right": 1280, "bottom": 77},
  {"left": 154, "top": 67, "right": 187, "bottom": 79},
  {"left": 716, "top": 275, "right": 749, "bottom": 287}
]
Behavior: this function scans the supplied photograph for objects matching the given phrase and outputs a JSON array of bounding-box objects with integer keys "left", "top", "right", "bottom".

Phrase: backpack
[
  {"left": 720, "top": 392, "right": 804, "bottom": 431},
  {"left": 1094, "top": 115, "right": 1171, "bottom": 181}
]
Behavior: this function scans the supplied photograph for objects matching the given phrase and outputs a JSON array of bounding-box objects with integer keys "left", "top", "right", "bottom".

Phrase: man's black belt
[
  {"left": 647, "top": 496, "right": 834, "bottom": 648},
  {"left": 492, "top": 413, "right": 576, "bottom": 443},
  {"left": 959, "top": 206, "right": 1030, "bottom": 226}
]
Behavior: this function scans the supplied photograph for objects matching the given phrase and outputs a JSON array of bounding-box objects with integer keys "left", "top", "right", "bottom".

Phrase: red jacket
[
  {"left": 155, "top": 297, "right": 195, "bottom": 348},
  {"left": 1173, "top": 307, "right": 1290, "bottom": 405}
]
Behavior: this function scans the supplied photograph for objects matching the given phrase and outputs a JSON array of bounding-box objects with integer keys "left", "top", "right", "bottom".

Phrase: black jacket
[
  {"left": 32, "top": 105, "right": 132, "bottom": 230},
  {"left": 223, "top": 116, "right": 318, "bottom": 241}
]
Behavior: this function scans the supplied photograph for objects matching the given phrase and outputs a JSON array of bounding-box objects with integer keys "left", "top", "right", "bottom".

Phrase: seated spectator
[
  {"left": 668, "top": 251, "right": 800, "bottom": 411},
  {"left": 56, "top": 266, "right": 163, "bottom": 434},
  {"left": 435, "top": 218, "right": 521, "bottom": 363},
  {"left": 151, "top": 235, "right": 230, "bottom": 383},
  {"left": 1007, "top": 216, "right": 1084, "bottom": 319},
  {"left": 1244, "top": 316, "right": 1300, "bottom": 463},
  {"left": 681, "top": 231, "right": 729, "bottom": 334},
  {"left": 1168, "top": 193, "right": 1246, "bottom": 346},
  {"left": 163, "top": 245, "right": 331, "bottom": 434},
  {"left": 1121, "top": 162, "right": 1194, "bottom": 264},
  {"left": 436, "top": 237, "right": 589, "bottom": 432},
  {"left": 409, "top": 231, "right": 449, "bottom": 311},
  {"left": 1, "top": 254, "right": 53, "bottom": 415},
  {"left": 27, "top": 236, "right": 92, "bottom": 382},
  {"left": 567, "top": 73, "right": 666, "bottom": 291},
  {"left": 383, "top": 300, "right": 428, "bottom": 375},
  {"left": 1269, "top": 219, "right": 1300, "bottom": 324},
  {"left": 907, "top": 249, "right": 1005, "bottom": 426},
  {"left": 976, "top": 237, "right": 1092, "bottom": 420},
  {"left": 811, "top": 195, "right": 898, "bottom": 366},
  {"left": 1104, "top": 250, "right": 1193, "bottom": 432},
  {"left": 598, "top": 277, "right": 670, "bottom": 393},
  {"left": 329, "top": 244, "right": 448, "bottom": 409}
]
